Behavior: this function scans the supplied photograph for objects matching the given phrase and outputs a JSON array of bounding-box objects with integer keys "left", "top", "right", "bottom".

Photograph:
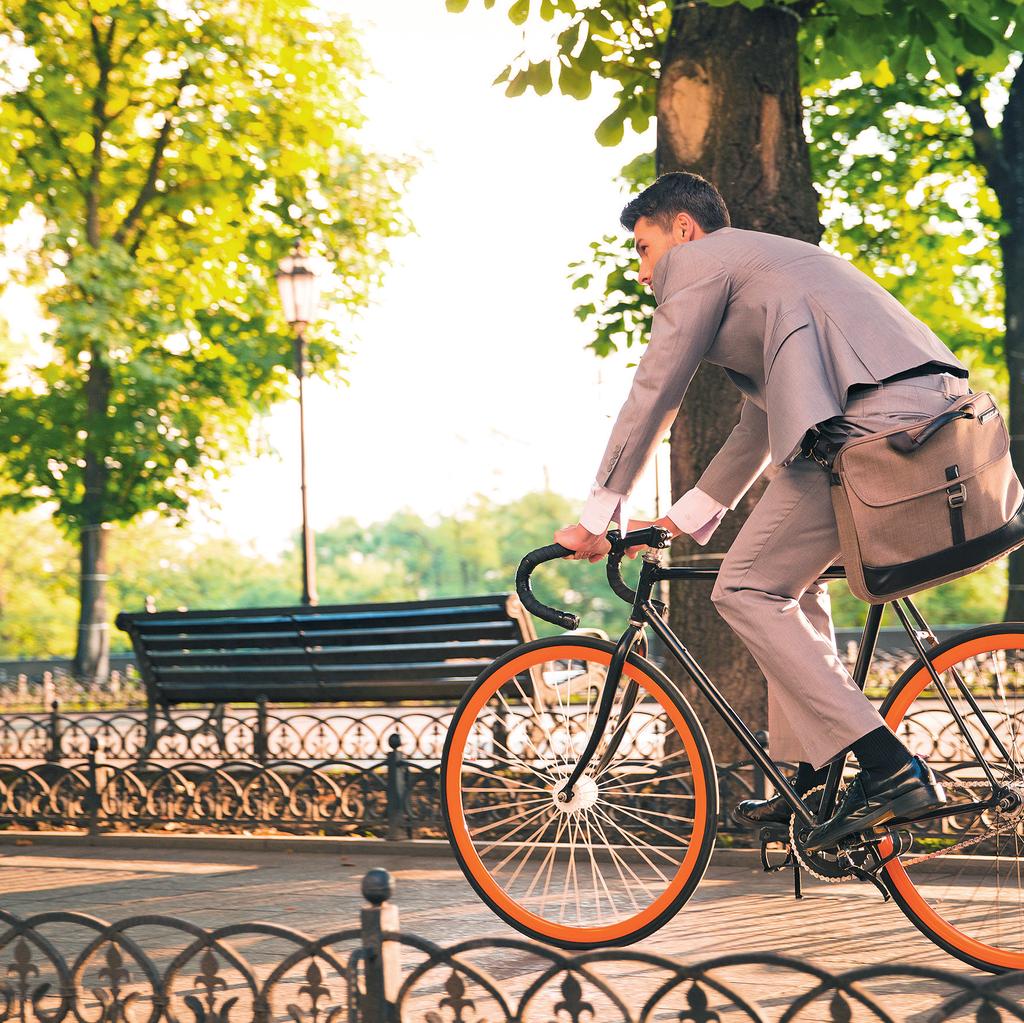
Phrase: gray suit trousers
[{"left": 709, "top": 370, "right": 971, "bottom": 770}]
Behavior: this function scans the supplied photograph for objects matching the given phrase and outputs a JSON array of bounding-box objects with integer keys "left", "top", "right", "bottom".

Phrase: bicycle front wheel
[
  {"left": 441, "top": 635, "right": 718, "bottom": 949},
  {"left": 880, "top": 623, "right": 1024, "bottom": 972}
]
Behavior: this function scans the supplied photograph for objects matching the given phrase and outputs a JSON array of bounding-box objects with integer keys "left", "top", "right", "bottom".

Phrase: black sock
[
  {"left": 793, "top": 761, "right": 830, "bottom": 795},
  {"left": 850, "top": 726, "right": 913, "bottom": 776}
]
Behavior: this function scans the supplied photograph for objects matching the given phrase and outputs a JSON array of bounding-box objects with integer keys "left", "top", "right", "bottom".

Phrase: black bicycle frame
[{"left": 555, "top": 544, "right": 1010, "bottom": 828}]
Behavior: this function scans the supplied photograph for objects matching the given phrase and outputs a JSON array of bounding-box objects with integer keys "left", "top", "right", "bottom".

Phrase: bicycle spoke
[{"left": 590, "top": 804, "right": 676, "bottom": 882}]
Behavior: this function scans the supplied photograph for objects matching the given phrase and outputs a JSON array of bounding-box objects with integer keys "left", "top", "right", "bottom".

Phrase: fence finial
[{"left": 362, "top": 868, "right": 394, "bottom": 906}]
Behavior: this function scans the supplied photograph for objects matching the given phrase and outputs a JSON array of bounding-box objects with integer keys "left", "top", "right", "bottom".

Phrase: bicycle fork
[{"left": 555, "top": 622, "right": 646, "bottom": 804}]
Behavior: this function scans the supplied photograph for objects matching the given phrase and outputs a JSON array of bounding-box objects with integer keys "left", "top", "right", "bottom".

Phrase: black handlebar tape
[
  {"left": 515, "top": 543, "right": 581, "bottom": 631},
  {"left": 604, "top": 531, "right": 638, "bottom": 604}
]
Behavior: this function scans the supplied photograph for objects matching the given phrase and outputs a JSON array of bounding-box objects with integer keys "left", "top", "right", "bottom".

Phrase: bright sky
[{"left": 198, "top": 0, "right": 663, "bottom": 554}]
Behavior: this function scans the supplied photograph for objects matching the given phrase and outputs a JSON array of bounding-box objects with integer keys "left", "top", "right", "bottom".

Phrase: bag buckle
[
  {"left": 800, "top": 427, "right": 840, "bottom": 471},
  {"left": 947, "top": 483, "right": 967, "bottom": 508}
]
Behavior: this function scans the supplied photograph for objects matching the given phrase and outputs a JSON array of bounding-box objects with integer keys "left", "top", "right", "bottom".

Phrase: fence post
[
  {"left": 752, "top": 729, "right": 770, "bottom": 801},
  {"left": 41, "top": 671, "right": 54, "bottom": 713},
  {"left": 385, "top": 733, "right": 409, "bottom": 841},
  {"left": 47, "top": 700, "right": 62, "bottom": 762},
  {"left": 85, "top": 737, "right": 103, "bottom": 837},
  {"left": 359, "top": 869, "right": 401, "bottom": 1022},
  {"left": 255, "top": 696, "right": 269, "bottom": 765}
]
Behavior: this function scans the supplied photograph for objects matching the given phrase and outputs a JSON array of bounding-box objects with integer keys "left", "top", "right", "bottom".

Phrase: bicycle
[{"left": 440, "top": 525, "right": 1024, "bottom": 973}]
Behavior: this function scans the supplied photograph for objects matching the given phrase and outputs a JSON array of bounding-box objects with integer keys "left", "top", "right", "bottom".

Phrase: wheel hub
[
  {"left": 994, "top": 781, "right": 1024, "bottom": 821},
  {"left": 554, "top": 775, "right": 599, "bottom": 814}
]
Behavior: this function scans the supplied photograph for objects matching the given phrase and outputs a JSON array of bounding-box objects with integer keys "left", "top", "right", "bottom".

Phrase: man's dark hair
[{"left": 620, "top": 172, "right": 730, "bottom": 233}]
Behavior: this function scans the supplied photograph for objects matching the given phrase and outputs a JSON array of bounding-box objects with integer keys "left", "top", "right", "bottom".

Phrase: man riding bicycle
[{"left": 554, "top": 172, "right": 968, "bottom": 850}]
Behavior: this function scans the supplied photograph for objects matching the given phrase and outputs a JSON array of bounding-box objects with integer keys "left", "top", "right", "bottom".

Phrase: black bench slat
[
  {"left": 145, "top": 639, "right": 519, "bottom": 669},
  {"left": 161, "top": 680, "right": 486, "bottom": 703},
  {"left": 123, "top": 599, "right": 515, "bottom": 634},
  {"left": 136, "top": 621, "right": 520, "bottom": 652},
  {"left": 159, "top": 663, "right": 486, "bottom": 682},
  {"left": 116, "top": 593, "right": 538, "bottom": 713},
  {"left": 121, "top": 592, "right": 512, "bottom": 619}
]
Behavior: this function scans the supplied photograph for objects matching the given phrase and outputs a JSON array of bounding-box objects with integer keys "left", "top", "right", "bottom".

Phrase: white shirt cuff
[
  {"left": 579, "top": 481, "right": 630, "bottom": 536},
  {"left": 665, "top": 486, "right": 728, "bottom": 546}
]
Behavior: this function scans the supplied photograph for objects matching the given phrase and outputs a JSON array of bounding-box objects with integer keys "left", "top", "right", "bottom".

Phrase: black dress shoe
[
  {"left": 802, "top": 755, "right": 945, "bottom": 853},
  {"left": 732, "top": 788, "right": 822, "bottom": 829}
]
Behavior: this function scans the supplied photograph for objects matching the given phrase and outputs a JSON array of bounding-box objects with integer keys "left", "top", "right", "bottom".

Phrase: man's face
[{"left": 632, "top": 213, "right": 705, "bottom": 289}]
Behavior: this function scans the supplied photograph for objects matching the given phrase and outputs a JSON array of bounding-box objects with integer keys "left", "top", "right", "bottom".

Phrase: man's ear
[{"left": 675, "top": 212, "right": 692, "bottom": 242}]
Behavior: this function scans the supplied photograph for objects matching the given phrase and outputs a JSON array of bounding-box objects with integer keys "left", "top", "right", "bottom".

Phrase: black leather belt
[{"left": 845, "top": 361, "right": 959, "bottom": 398}]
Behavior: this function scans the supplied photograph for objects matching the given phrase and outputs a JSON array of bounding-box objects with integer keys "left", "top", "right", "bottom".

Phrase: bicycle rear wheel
[
  {"left": 880, "top": 623, "right": 1024, "bottom": 972},
  {"left": 441, "top": 635, "right": 718, "bottom": 949}
]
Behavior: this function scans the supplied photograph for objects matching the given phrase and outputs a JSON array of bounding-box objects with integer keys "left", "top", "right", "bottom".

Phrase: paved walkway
[{"left": 0, "top": 839, "right": 1019, "bottom": 1021}]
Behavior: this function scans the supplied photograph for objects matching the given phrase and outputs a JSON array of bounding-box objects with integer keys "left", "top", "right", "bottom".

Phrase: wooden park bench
[{"left": 114, "top": 593, "right": 539, "bottom": 760}]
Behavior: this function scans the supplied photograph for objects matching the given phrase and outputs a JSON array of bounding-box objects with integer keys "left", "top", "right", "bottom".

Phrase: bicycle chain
[
  {"left": 787, "top": 784, "right": 857, "bottom": 884},
  {"left": 785, "top": 779, "right": 1024, "bottom": 874},
  {"left": 899, "top": 778, "right": 1024, "bottom": 867}
]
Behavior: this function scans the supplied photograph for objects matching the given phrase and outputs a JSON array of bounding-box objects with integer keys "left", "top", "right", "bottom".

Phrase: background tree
[
  {"left": 448, "top": 0, "right": 1018, "bottom": 758},
  {"left": 0, "top": 0, "right": 412, "bottom": 680},
  {"left": 954, "top": 62, "right": 1024, "bottom": 616}
]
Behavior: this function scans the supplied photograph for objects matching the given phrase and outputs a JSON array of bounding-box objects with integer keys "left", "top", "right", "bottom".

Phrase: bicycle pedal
[
  {"left": 759, "top": 838, "right": 794, "bottom": 873},
  {"left": 758, "top": 823, "right": 789, "bottom": 843}
]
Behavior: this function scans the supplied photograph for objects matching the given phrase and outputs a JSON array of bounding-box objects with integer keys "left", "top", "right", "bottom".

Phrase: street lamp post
[{"left": 275, "top": 241, "right": 320, "bottom": 607}]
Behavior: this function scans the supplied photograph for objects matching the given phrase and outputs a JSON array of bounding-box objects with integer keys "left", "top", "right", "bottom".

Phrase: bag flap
[{"left": 835, "top": 392, "right": 1008, "bottom": 507}]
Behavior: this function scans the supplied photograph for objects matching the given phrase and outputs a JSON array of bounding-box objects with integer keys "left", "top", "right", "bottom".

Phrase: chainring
[{"left": 788, "top": 783, "right": 861, "bottom": 883}]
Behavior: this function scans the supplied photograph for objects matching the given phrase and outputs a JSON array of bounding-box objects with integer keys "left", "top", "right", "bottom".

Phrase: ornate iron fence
[
  {"left": 0, "top": 700, "right": 1012, "bottom": 766},
  {"left": 0, "top": 739, "right": 1001, "bottom": 847},
  {"left": 0, "top": 867, "right": 1021, "bottom": 1021},
  {"left": 0, "top": 740, "right": 768, "bottom": 840}
]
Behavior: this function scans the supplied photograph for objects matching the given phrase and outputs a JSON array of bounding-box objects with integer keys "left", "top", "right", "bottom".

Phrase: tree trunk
[
  {"left": 998, "top": 73, "right": 1024, "bottom": 620},
  {"left": 72, "top": 345, "right": 111, "bottom": 682},
  {"left": 1003, "top": 227, "right": 1024, "bottom": 620},
  {"left": 74, "top": 521, "right": 110, "bottom": 681},
  {"left": 658, "top": 3, "right": 822, "bottom": 762}
]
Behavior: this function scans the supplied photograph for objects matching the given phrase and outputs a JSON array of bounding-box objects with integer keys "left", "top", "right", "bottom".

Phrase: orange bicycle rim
[
  {"left": 445, "top": 644, "right": 710, "bottom": 946},
  {"left": 882, "top": 631, "right": 1024, "bottom": 970}
]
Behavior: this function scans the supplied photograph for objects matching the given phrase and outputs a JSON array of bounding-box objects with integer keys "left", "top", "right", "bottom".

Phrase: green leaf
[
  {"left": 505, "top": 70, "right": 528, "bottom": 97},
  {"left": 445, "top": 0, "right": 470, "bottom": 10},
  {"left": 577, "top": 38, "right": 603, "bottom": 72},
  {"left": 492, "top": 65, "right": 512, "bottom": 85},
  {"left": 508, "top": 0, "right": 530, "bottom": 25},
  {"left": 558, "top": 61, "right": 592, "bottom": 100},
  {"left": 629, "top": 107, "right": 650, "bottom": 134},
  {"left": 848, "top": 0, "right": 885, "bottom": 13},
  {"left": 540, "top": 0, "right": 556, "bottom": 19},
  {"left": 955, "top": 15, "right": 996, "bottom": 56},
  {"left": 595, "top": 107, "right": 626, "bottom": 146},
  {"left": 528, "top": 61, "right": 553, "bottom": 95}
]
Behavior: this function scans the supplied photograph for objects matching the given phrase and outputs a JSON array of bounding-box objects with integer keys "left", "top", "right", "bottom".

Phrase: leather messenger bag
[{"left": 829, "top": 390, "right": 1024, "bottom": 604}]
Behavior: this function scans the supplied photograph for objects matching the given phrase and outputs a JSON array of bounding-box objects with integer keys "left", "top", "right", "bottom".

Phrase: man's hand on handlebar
[
  {"left": 553, "top": 523, "right": 612, "bottom": 562},
  {"left": 554, "top": 516, "right": 682, "bottom": 563},
  {"left": 624, "top": 516, "right": 682, "bottom": 558}
]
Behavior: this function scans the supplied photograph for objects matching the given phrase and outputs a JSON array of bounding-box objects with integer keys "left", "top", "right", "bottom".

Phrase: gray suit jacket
[{"left": 595, "top": 226, "right": 969, "bottom": 509}]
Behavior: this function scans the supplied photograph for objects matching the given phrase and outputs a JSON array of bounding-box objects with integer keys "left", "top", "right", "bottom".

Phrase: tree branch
[
  {"left": 957, "top": 68, "right": 1014, "bottom": 209},
  {"left": 86, "top": 15, "right": 114, "bottom": 247},
  {"left": 19, "top": 95, "right": 82, "bottom": 182},
  {"left": 114, "top": 66, "right": 190, "bottom": 248},
  {"left": 998, "top": 61, "right": 1024, "bottom": 223}
]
